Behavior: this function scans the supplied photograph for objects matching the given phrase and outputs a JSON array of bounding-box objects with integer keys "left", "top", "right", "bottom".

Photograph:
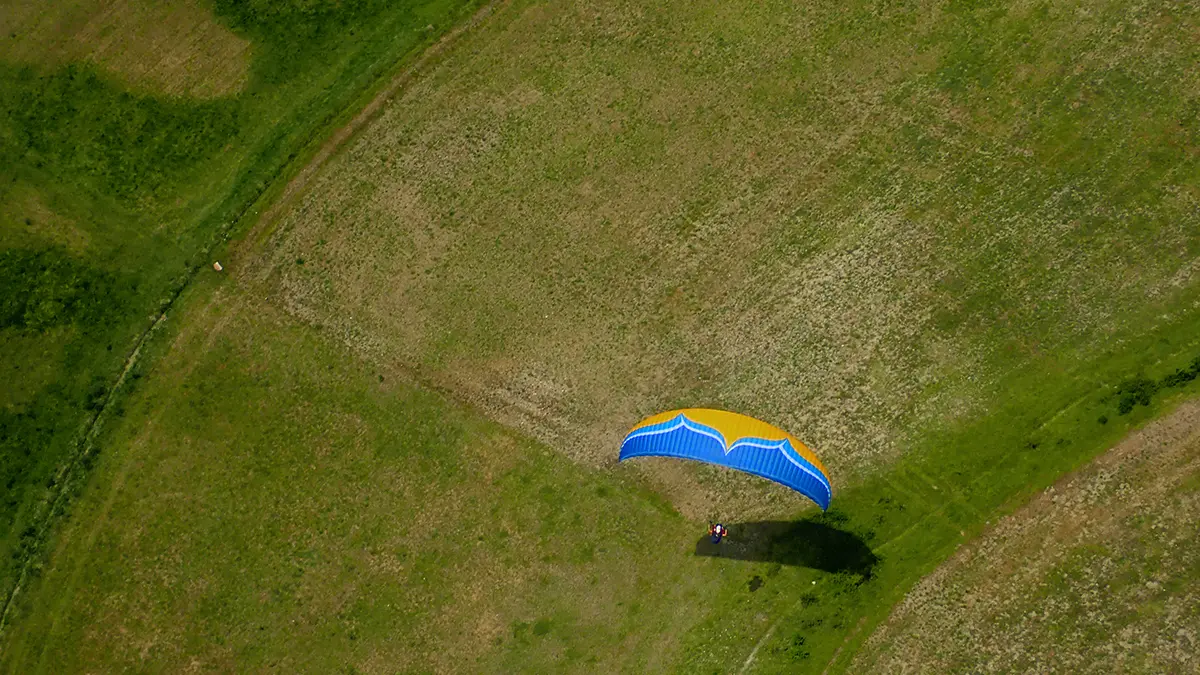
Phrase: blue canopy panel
[{"left": 619, "top": 413, "right": 832, "bottom": 510}]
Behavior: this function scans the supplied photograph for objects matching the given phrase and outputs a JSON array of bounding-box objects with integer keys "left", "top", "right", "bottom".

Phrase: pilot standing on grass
[{"left": 709, "top": 522, "right": 728, "bottom": 544}]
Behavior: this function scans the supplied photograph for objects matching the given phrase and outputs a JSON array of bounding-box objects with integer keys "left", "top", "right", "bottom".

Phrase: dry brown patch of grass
[
  {"left": 249, "top": 0, "right": 1200, "bottom": 520},
  {"left": 854, "top": 401, "right": 1200, "bottom": 673},
  {"left": 0, "top": 0, "right": 250, "bottom": 98},
  {"left": 249, "top": 0, "right": 940, "bottom": 518}
]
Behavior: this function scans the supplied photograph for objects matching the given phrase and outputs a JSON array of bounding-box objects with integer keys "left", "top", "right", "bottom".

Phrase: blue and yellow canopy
[{"left": 619, "top": 408, "right": 831, "bottom": 510}]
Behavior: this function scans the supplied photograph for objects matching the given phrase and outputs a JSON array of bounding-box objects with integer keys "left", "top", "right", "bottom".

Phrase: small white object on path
[{"left": 213, "top": 262, "right": 223, "bottom": 272}]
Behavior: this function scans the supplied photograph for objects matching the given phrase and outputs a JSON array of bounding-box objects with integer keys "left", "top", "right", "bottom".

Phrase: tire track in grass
[{"left": 0, "top": 311, "right": 169, "bottom": 641}]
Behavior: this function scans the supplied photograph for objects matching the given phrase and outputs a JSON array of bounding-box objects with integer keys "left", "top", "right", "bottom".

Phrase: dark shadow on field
[{"left": 694, "top": 520, "right": 879, "bottom": 579}]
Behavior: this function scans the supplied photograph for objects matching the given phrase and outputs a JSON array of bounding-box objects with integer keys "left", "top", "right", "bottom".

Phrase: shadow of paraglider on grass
[{"left": 693, "top": 520, "right": 879, "bottom": 579}]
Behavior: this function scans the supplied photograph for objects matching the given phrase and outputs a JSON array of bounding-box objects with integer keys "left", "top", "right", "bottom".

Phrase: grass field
[
  {"left": 2, "top": 269, "right": 924, "bottom": 673},
  {"left": 0, "top": 0, "right": 481, "bottom": 612},
  {"left": 3, "top": 0, "right": 1200, "bottom": 672},
  {"left": 0, "top": 276, "right": 715, "bottom": 672},
  {"left": 5, "top": 272, "right": 1198, "bottom": 672},
  {"left": 855, "top": 400, "right": 1200, "bottom": 673},
  {"left": 1, "top": 0, "right": 252, "bottom": 98},
  {"left": 259, "top": 0, "right": 1200, "bottom": 515}
]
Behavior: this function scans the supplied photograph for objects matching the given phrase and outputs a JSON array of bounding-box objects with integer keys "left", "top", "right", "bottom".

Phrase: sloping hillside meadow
[
  {"left": 259, "top": 0, "right": 1199, "bottom": 514},
  {"left": 3, "top": 0, "right": 1200, "bottom": 672}
]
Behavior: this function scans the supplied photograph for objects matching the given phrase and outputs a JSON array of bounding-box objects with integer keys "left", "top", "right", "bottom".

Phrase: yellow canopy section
[{"left": 628, "top": 408, "right": 828, "bottom": 476}]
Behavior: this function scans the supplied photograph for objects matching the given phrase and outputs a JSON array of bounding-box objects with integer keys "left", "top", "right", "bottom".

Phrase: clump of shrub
[
  {"left": 1115, "top": 356, "right": 1200, "bottom": 415},
  {"left": 1116, "top": 377, "right": 1156, "bottom": 415},
  {"left": 770, "top": 633, "right": 810, "bottom": 661},
  {"left": 0, "top": 248, "right": 126, "bottom": 331},
  {"left": 1159, "top": 356, "right": 1200, "bottom": 388}
]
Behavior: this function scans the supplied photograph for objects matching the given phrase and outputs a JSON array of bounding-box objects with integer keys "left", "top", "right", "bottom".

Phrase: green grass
[
  {"left": 0, "top": 0, "right": 482, "bottom": 609},
  {"left": 4, "top": 0, "right": 1200, "bottom": 672},
  {"left": 6, "top": 264, "right": 1198, "bottom": 674},
  {"left": 256, "top": 0, "right": 1200, "bottom": 493},
  {"left": 237, "top": 0, "right": 1200, "bottom": 669},
  {"left": 684, "top": 330, "right": 1200, "bottom": 673},
  {"left": 1, "top": 64, "right": 238, "bottom": 200},
  {"left": 0, "top": 276, "right": 749, "bottom": 671},
  {"left": 850, "top": 393, "right": 1200, "bottom": 673}
]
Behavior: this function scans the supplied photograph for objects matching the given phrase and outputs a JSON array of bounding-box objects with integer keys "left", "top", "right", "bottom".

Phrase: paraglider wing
[{"left": 619, "top": 408, "right": 832, "bottom": 510}]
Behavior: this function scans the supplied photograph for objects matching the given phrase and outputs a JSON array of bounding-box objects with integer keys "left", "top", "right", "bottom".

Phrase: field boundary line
[
  {"left": 739, "top": 613, "right": 780, "bottom": 674},
  {"left": 820, "top": 616, "right": 869, "bottom": 675},
  {"left": 743, "top": 384, "right": 1130, "bottom": 673}
]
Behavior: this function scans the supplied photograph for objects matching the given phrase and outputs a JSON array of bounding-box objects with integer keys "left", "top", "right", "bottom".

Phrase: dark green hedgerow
[
  {"left": 1115, "top": 356, "right": 1200, "bottom": 415},
  {"left": 0, "top": 247, "right": 134, "bottom": 591}
]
